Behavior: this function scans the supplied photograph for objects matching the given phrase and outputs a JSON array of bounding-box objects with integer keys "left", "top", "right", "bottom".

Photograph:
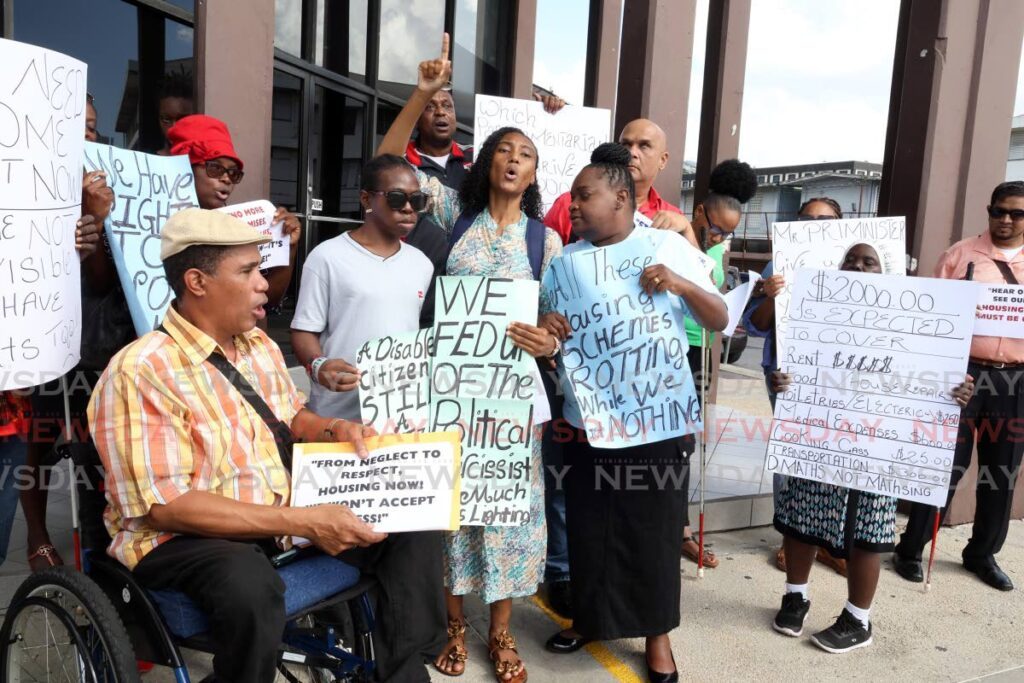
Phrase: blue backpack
[{"left": 449, "top": 211, "right": 546, "bottom": 281}]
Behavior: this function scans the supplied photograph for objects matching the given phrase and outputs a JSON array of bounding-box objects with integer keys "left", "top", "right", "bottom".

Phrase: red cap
[{"left": 167, "top": 114, "right": 244, "bottom": 170}]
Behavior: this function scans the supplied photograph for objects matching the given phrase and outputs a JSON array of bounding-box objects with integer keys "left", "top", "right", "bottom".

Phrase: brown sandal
[
  {"left": 681, "top": 535, "right": 719, "bottom": 568},
  {"left": 27, "top": 544, "right": 63, "bottom": 571},
  {"left": 489, "top": 629, "right": 526, "bottom": 682},
  {"left": 434, "top": 618, "right": 468, "bottom": 677}
]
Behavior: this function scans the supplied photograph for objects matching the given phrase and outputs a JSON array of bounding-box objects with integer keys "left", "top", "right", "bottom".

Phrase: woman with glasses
[
  {"left": 678, "top": 159, "right": 758, "bottom": 569},
  {"left": 166, "top": 115, "right": 301, "bottom": 309}
]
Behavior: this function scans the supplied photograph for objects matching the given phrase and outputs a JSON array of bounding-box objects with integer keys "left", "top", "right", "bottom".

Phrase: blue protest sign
[
  {"left": 543, "top": 236, "right": 701, "bottom": 448},
  {"left": 82, "top": 142, "right": 199, "bottom": 334}
]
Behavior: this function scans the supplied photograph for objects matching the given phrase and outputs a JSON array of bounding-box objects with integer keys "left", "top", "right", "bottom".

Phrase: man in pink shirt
[{"left": 893, "top": 181, "right": 1024, "bottom": 591}]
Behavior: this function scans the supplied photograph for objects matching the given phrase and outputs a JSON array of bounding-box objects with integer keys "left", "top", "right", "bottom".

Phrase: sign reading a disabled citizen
[
  {"left": 765, "top": 268, "right": 976, "bottom": 506},
  {"left": 290, "top": 432, "right": 461, "bottom": 533},
  {"left": 357, "top": 328, "right": 434, "bottom": 435},
  {"left": 0, "top": 39, "right": 87, "bottom": 389},
  {"left": 430, "top": 276, "right": 539, "bottom": 527},
  {"left": 542, "top": 236, "right": 702, "bottom": 448},
  {"left": 82, "top": 142, "right": 199, "bottom": 335}
]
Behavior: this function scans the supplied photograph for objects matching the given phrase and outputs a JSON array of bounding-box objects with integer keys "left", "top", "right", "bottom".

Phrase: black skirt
[{"left": 564, "top": 432, "right": 693, "bottom": 640}]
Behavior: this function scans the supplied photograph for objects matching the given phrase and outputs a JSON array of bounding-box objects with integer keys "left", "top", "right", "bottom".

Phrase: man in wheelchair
[{"left": 87, "top": 209, "right": 444, "bottom": 682}]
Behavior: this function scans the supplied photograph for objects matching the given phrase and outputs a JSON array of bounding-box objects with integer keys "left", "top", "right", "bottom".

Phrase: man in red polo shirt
[
  {"left": 893, "top": 180, "right": 1024, "bottom": 591},
  {"left": 543, "top": 118, "right": 696, "bottom": 245}
]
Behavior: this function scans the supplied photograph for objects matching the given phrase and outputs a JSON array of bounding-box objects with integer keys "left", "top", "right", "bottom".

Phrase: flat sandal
[{"left": 434, "top": 617, "right": 468, "bottom": 677}]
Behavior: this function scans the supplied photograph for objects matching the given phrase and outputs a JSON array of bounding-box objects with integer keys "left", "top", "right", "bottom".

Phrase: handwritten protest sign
[
  {"left": 723, "top": 271, "right": 762, "bottom": 335},
  {"left": 216, "top": 200, "right": 289, "bottom": 269},
  {"left": 975, "top": 284, "right": 1024, "bottom": 339},
  {"left": 430, "top": 276, "right": 539, "bottom": 526},
  {"left": 290, "top": 432, "right": 461, "bottom": 533},
  {"left": 765, "top": 269, "right": 975, "bottom": 506},
  {"left": 542, "top": 236, "right": 702, "bottom": 448},
  {"left": 474, "top": 95, "right": 611, "bottom": 210},
  {"left": 772, "top": 216, "right": 906, "bottom": 361},
  {"left": 0, "top": 39, "right": 87, "bottom": 389},
  {"left": 82, "top": 142, "right": 199, "bottom": 335},
  {"left": 357, "top": 328, "right": 434, "bottom": 434}
]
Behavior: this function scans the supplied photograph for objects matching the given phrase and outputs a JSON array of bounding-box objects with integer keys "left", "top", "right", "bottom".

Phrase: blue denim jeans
[{"left": 0, "top": 436, "right": 27, "bottom": 566}]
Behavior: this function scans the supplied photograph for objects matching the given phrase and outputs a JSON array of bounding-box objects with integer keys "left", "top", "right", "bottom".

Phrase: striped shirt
[{"left": 88, "top": 305, "right": 305, "bottom": 569}]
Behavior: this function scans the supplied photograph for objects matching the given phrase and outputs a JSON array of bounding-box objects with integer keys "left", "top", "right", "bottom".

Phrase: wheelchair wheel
[{"left": 0, "top": 567, "right": 140, "bottom": 682}]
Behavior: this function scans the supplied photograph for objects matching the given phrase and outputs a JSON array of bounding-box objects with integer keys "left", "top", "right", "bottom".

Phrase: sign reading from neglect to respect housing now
[
  {"left": 216, "top": 200, "right": 290, "bottom": 270},
  {"left": 765, "top": 268, "right": 976, "bottom": 506},
  {"left": 357, "top": 327, "right": 434, "bottom": 435},
  {"left": 772, "top": 216, "right": 906, "bottom": 362},
  {"left": 473, "top": 94, "right": 611, "bottom": 210},
  {"left": 290, "top": 432, "right": 461, "bottom": 533},
  {"left": 83, "top": 142, "right": 199, "bottom": 335},
  {"left": 0, "top": 39, "right": 87, "bottom": 390},
  {"left": 542, "top": 236, "right": 702, "bottom": 448},
  {"left": 430, "top": 276, "right": 539, "bottom": 527}
]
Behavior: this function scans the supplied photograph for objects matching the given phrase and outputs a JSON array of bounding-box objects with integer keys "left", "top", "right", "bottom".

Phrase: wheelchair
[{"left": 0, "top": 441, "right": 379, "bottom": 682}]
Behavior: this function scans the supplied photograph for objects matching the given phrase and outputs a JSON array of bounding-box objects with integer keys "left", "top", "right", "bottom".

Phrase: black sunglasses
[
  {"left": 196, "top": 160, "right": 244, "bottom": 184},
  {"left": 987, "top": 205, "right": 1024, "bottom": 221},
  {"left": 370, "top": 190, "right": 428, "bottom": 212}
]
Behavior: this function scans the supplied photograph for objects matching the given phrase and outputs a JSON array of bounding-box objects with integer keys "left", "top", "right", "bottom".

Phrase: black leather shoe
[
  {"left": 546, "top": 580, "right": 573, "bottom": 619},
  {"left": 545, "top": 631, "right": 591, "bottom": 653},
  {"left": 647, "top": 657, "right": 679, "bottom": 682},
  {"left": 964, "top": 560, "right": 1014, "bottom": 591},
  {"left": 892, "top": 553, "right": 924, "bottom": 583}
]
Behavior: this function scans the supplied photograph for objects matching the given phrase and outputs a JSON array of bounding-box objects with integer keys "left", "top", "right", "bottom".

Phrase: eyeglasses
[
  {"left": 987, "top": 205, "right": 1024, "bottom": 221},
  {"left": 197, "top": 160, "right": 244, "bottom": 184},
  {"left": 370, "top": 190, "right": 429, "bottom": 212},
  {"left": 707, "top": 221, "right": 731, "bottom": 238},
  {"left": 796, "top": 214, "right": 838, "bottom": 221}
]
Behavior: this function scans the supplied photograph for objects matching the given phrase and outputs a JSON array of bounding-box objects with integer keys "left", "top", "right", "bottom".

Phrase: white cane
[
  {"left": 60, "top": 375, "right": 81, "bottom": 570},
  {"left": 697, "top": 327, "right": 709, "bottom": 579}
]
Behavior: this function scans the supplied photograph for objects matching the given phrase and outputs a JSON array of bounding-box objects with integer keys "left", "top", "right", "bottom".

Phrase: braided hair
[
  {"left": 458, "top": 127, "right": 544, "bottom": 220},
  {"left": 587, "top": 142, "right": 636, "bottom": 209},
  {"left": 703, "top": 158, "right": 757, "bottom": 213},
  {"left": 798, "top": 196, "right": 843, "bottom": 218}
]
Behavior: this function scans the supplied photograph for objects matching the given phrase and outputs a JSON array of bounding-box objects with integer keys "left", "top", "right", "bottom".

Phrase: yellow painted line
[{"left": 529, "top": 596, "right": 643, "bottom": 683}]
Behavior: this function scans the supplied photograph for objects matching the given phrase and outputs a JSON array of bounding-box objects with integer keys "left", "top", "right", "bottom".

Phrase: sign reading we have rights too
[
  {"left": 83, "top": 142, "right": 199, "bottom": 335},
  {"left": 0, "top": 39, "right": 87, "bottom": 390},
  {"left": 766, "top": 268, "right": 976, "bottom": 506}
]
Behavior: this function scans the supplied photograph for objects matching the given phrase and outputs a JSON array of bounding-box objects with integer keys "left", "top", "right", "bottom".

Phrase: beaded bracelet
[{"left": 309, "top": 356, "right": 328, "bottom": 383}]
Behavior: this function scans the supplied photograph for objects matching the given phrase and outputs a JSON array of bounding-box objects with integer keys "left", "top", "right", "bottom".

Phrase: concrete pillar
[
  {"left": 584, "top": 0, "right": 623, "bottom": 113},
  {"left": 194, "top": 0, "right": 275, "bottom": 203},
  {"left": 615, "top": 0, "right": 698, "bottom": 204},
  {"left": 511, "top": 0, "right": 538, "bottom": 100}
]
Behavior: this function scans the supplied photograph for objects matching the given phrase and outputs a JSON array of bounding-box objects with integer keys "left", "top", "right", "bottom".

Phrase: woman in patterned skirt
[{"left": 770, "top": 242, "right": 975, "bottom": 653}]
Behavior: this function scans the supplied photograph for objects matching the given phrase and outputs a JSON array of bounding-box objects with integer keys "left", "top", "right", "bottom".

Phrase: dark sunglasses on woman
[
  {"left": 369, "top": 190, "right": 429, "bottom": 212},
  {"left": 196, "top": 160, "right": 245, "bottom": 184}
]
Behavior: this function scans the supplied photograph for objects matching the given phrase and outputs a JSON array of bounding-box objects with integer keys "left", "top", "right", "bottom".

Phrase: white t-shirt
[
  {"left": 419, "top": 152, "right": 451, "bottom": 167},
  {"left": 553, "top": 224, "right": 725, "bottom": 429},
  {"left": 998, "top": 246, "right": 1023, "bottom": 261},
  {"left": 291, "top": 233, "right": 434, "bottom": 420}
]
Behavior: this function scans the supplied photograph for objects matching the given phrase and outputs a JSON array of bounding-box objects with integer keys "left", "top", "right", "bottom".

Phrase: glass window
[
  {"left": 274, "top": 0, "right": 303, "bottom": 57},
  {"left": 533, "top": 0, "right": 590, "bottom": 105},
  {"left": 271, "top": 70, "right": 304, "bottom": 211},
  {"left": 377, "top": 0, "right": 445, "bottom": 101},
  {"left": 451, "top": 0, "right": 514, "bottom": 120},
  {"left": 307, "top": 86, "right": 365, "bottom": 246},
  {"left": 315, "top": 0, "right": 368, "bottom": 82}
]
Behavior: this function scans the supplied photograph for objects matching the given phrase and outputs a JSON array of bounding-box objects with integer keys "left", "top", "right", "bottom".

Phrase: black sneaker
[
  {"left": 772, "top": 592, "right": 810, "bottom": 637},
  {"left": 810, "top": 609, "right": 873, "bottom": 653}
]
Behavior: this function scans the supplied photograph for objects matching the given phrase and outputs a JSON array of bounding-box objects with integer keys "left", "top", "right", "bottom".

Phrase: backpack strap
[
  {"left": 993, "top": 259, "right": 1020, "bottom": 285},
  {"left": 449, "top": 211, "right": 479, "bottom": 251}
]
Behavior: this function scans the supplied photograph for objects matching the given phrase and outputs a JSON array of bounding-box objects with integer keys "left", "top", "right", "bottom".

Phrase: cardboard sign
[
  {"left": 290, "top": 432, "right": 461, "bottom": 533},
  {"left": 0, "top": 39, "right": 87, "bottom": 389},
  {"left": 772, "top": 217, "right": 906, "bottom": 361},
  {"left": 765, "top": 269, "right": 976, "bottom": 506},
  {"left": 82, "top": 142, "right": 198, "bottom": 334},
  {"left": 975, "top": 284, "right": 1024, "bottom": 339},
  {"left": 357, "top": 328, "right": 434, "bottom": 434},
  {"left": 473, "top": 94, "right": 611, "bottom": 210},
  {"left": 217, "top": 200, "right": 290, "bottom": 269},
  {"left": 543, "top": 236, "right": 702, "bottom": 448},
  {"left": 430, "top": 276, "right": 539, "bottom": 526}
]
